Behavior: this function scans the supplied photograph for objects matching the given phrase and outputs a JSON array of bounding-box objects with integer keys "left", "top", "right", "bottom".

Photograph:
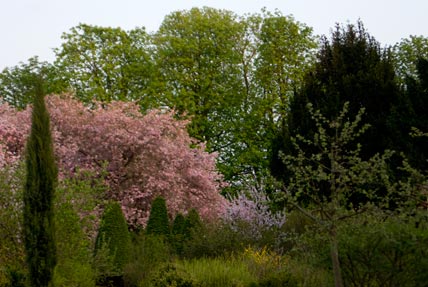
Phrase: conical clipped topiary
[
  {"left": 183, "top": 208, "right": 202, "bottom": 241},
  {"left": 146, "top": 196, "right": 170, "bottom": 238},
  {"left": 171, "top": 213, "right": 186, "bottom": 255},
  {"left": 94, "top": 201, "right": 131, "bottom": 278},
  {"left": 172, "top": 213, "right": 186, "bottom": 236},
  {"left": 23, "top": 79, "right": 58, "bottom": 287}
]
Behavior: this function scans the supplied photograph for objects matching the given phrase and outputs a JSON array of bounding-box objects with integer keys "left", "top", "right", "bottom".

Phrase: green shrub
[
  {"left": 171, "top": 213, "right": 186, "bottom": 255},
  {"left": 146, "top": 197, "right": 170, "bottom": 238},
  {"left": 338, "top": 216, "right": 428, "bottom": 287},
  {"left": 257, "top": 271, "right": 297, "bottom": 287},
  {"left": 52, "top": 260, "right": 94, "bottom": 287},
  {"left": 52, "top": 169, "right": 106, "bottom": 287},
  {"left": 0, "top": 164, "right": 27, "bottom": 286},
  {"left": 176, "top": 257, "right": 257, "bottom": 287},
  {"left": 183, "top": 209, "right": 202, "bottom": 240},
  {"left": 54, "top": 203, "right": 95, "bottom": 286},
  {"left": 1, "top": 265, "right": 27, "bottom": 287},
  {"left": 94, "top": 201, "right": 132, "bottom": 282},
  {"left": 276, "top": 226, "right": 334, "bottom": 286},
  {"left": 148, "top": 264, "right": 199, "bottom": 287},
  {"left": 284, "top": 258, "right": 332, "bottom": 287},
  {"left": 182, "top": 221, "right": 243, "bottom": 259},
  {"left": 124, "top": 233, "right": 171, "bottom": 287}
]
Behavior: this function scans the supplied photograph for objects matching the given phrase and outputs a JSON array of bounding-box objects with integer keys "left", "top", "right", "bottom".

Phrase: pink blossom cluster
[
  {"left": 0, "top": 103, "right": 31, "bottom": 168},
  {"left": 0, "top": 94, "right": 227, "bottom": 227}
]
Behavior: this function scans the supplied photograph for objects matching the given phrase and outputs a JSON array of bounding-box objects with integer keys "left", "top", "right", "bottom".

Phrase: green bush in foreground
[
  {"left": 149, "top": 264, "right": 198, "bottom": 287},
  {"left": 176, "top": 257, "right": 257, "bottom": 287},
  {"left": 125, "top": 233, "right": 171, "bottom": 287},
  {"left": 94, "top": 201, "right": 131, "bottom": 284},
  {"left": 338, "top": 216, "right": 428, "bottom": 287}
]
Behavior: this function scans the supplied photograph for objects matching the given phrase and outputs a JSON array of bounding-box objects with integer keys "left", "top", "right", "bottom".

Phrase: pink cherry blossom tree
[{"left": 0, "top": 94, "right": 227, "bottom": 227}]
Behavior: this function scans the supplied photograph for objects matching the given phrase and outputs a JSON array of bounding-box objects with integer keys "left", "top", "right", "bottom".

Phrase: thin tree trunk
[{"left": 330, "top": 226, "right": 343, "bottom": 287}]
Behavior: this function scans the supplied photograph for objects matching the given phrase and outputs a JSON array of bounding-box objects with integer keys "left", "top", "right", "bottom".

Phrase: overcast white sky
[{"left": 1, "top": 0, "right": 427, "bottom": 70}]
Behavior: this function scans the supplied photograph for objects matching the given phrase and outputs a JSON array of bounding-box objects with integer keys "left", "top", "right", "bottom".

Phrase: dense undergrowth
[{"left": 1, "top": 163, "right": 427, "bottom": 286}]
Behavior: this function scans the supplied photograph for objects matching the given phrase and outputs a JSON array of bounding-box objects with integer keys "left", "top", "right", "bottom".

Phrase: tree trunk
[{"left": 330, "top": 226, "right": 343, "bottom": 287}]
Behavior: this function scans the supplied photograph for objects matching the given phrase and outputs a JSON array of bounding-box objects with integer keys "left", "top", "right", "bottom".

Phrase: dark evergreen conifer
[
  {"left": 94, "top": 201, "right": 131, "bottom": 286},
  {"left": 171, "top": 213, "right": 185, "bottom": 255},
  {"left": 23, "top": 79, "right": 57, "bottom": 287},
  {"left": 271, "top": 21, "right": 403, "bottom": 199},
  {"left": 183, "top": 208, "right": 202, "bottom": 241},
  {"left": 146, "top": 196, "right": 170, "bottom": 238},
  {"left": 402, "top": 58, "right": 428, "bottom": 171}
]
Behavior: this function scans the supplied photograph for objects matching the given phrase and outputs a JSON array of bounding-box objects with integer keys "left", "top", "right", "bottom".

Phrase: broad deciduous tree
[
  {"left": 0, "top": 57, "right": 67, "bottom": 109},
  {"left": 54, "top": 24, "right": 155, "bottom": 104},
  {"left": 393, "top": 35, "right": 428, "bottom": 83},
  {"left": 153, "top": 7, "right": 245, "bottom": 147}
]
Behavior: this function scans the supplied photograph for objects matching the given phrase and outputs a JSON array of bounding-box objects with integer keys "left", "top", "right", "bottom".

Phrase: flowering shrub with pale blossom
[{"left": 223, "top": 187, "right": 286, "bottom": 240}]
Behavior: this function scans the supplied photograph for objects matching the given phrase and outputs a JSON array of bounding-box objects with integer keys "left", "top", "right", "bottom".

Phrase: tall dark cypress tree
[{"left": 23, "top": 79, "right": 57, "bottom": 287}]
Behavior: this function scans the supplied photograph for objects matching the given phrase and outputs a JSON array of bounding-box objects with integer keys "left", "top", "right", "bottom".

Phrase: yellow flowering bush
[{"left": 242, "top": 246, "right": 284, "bottom": 279}]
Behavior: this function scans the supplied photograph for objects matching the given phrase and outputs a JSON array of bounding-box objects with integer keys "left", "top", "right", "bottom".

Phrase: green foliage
[
  {"left": 296, "top": 215, "right": 428, "bottom": 287},
  {"left": 94, "top": 201, "right": 132, "bottom": 277},
  {"left": 283, "top": 256, "right": 333, "bottom": 287},
  {"left": 51, "top": 168, "right": 106, "bottom": 287},
  {"left": 55, "top": 24, "right": 155, "bottom": 104},
  {"left": 254, "top": 9, "right": 317, "bottom": 134},
  {"left": 256, "top": 271, "right": 297, "bottom": 287},
  {"left": 154, "top": 7, "right": 244, "bottom": 141},
  {"left": 172, "top": 210, "right": 209, "bottom": 258},
  {"left": 53, "top": 204, "right": 95, "bottom": 287},
  {"left": 1, "top": 265, "right": 27, "bottom": 287},
  {"left": 52, "top": 260, "right": 94, "bottom": 287},
  {"left": 182, "top": 209, "right": 202, "bottom": 241},
  {"left": 171, "top": 213, "right": 186, "bottom": 255},
  {"left": 338, "top": 215, "right": 428, "bottom": 287},
  {"left": 399, "top": 58, "right": 428, "bottom": 171},
  {"left": 124, "top": 233, "right": 171, "bottom": 287},
  {"left": 0, "top": 163, "right": 26, "bottom": 282},
  {"left": 0, "top": 164, "right": 104, "bottom": 287},
  {"left": 241, "top": 246, "right": 286, "bottom": 282},
  {"left": 0, "top": 56, "right": 68, "bottom": 109},
  {"left": 149, "top": 264, "right": 198, "bottom": 287},
  {"left": 146, "top": 196, "right": 170, "bottom": 238},
  {"left": 393, "top": 35, "right": 428, "bottom": 83},
  {"left": 278, "top": 102, "right": 394, "bottom": 287},
  {"left": 273, "top": 21, "right": 401, "bottom": 184},
  {"left": 23, "top": 82, "right": 57, "bottom": 287},
  {"left": 176, "top": 257, "right": 257, "bottom": 287},
  {"left": 182, "top": 221, "right": 241, "bottom": 259}
]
